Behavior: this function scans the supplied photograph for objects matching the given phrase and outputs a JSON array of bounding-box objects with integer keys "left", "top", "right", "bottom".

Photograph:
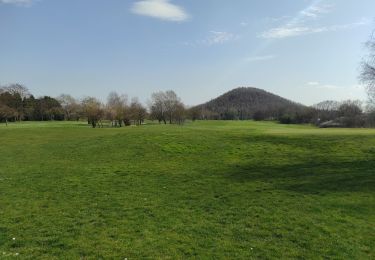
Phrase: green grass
[{"left": 0, "top": 120, "right": 374, "bottom": 259}]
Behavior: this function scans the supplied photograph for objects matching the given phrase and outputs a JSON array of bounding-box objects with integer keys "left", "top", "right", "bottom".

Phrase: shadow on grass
[
  {"left": 224, "top": 135, "right": 375, "bottom": 195},
  {"left": 225, "top": 160, "right": 375, "bottom": 194}
]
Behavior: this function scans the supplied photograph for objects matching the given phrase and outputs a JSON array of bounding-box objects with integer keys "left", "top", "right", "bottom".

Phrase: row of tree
[
  {"left": 0, "top": 84, "right": 64, "bottom": 124},
  {"left": 0, "top": 85, "right": 188, "bottom": 127},
  {"left": 1, "top": 83, "right": 375, "bottom": 128},
  {"left": 280, "top": 99, "right": 375, "bottom": 128}
]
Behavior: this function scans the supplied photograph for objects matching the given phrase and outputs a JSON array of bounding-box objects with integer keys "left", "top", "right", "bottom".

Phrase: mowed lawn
[{"left": 0, "top": 121, "right": 374, "bottom": 259}]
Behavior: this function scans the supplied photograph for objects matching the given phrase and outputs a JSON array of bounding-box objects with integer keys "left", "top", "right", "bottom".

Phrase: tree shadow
[
  {"left": 225, "top": 160, "right": 375, "bottom": 194},
  {"left": 223, "top": 135, "right": 375, "bottom": 195}
]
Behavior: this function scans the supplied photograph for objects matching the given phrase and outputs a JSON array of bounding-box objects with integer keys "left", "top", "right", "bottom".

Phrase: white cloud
[
  {"left": 261, "top": 26, "right": 310, "bottom": 39},
  {"left": 204, "top": 31, "right": 236, "bottom": 45},
  {"left": 300, "top": 3, "right": 332, "bottom": 18},
  {"left": 261, "top": 18, "right": 371, "bottom": 39},
  {"left": 306, "top": 82, "right": 339, "bottom": 89},
  {"left": 245, "top": 55, "right": 275, "bottom": 62},
  {"left": 260, "top": 0, "right": 370, "bottom": 39},
  {"left": 0, "top": 0, "right": 34, "bottom": 6},
  {"left": 185, "top": 31, "right": 238, "bottom": 47},
  {"left": 305, "top": 82, "right": 365, "bottom": 91},
  {"left": 131, "top": 0, "right": 189, "bottom": 22},
  {"left": 307, "top": 81, "right": 320, "bottom": 86}
]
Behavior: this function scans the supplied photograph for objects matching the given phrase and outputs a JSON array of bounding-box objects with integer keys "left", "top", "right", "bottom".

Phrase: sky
[{"left": 0, "top": 0, "right": 374, "bottom": 106}]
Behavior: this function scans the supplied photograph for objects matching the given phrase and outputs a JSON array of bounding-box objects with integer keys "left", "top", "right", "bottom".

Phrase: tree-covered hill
[{"left": 192, "top": 87, "right": 305, "bottom": 120}]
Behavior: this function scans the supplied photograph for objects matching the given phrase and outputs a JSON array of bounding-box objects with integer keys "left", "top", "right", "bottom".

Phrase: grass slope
[{"left": 0, "top": 121, "right": 374, "bottom": 259}]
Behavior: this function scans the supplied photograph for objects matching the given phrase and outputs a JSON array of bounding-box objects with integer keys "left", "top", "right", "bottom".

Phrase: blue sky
[{"left": 0, "top": 0, "right": 374, "bottom": 105}]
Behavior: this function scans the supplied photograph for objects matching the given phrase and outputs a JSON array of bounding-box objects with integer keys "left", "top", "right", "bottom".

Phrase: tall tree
[
  {"left": 164, "top": 90, "right": 180, "bottom": 124},
  {"left": 149, "top": 91, "right": 167, "bottom": 124},
  {"left": 37, "top": 96, "right": 64, "bottom": 121},
  {"left": 129, "top": 97, "right": 147, "bottom": 125},
  {"left": 149, "top": 90, "right": 184, "bottom": 124},
  {"left": 0, "top": 91, "right": 21, "bottom": 121},
  {"left": 106, "top": 92, "right": 128, "bottom": 127},
  {"left": 57, "top": 94, "right": 81, "bottom": 121},
  {"left": 0, "top": 104, "right": 17, "bottom": 125},
  {"left": 3, "top": 83, "right": 30, "bottom": 100},
  {"left": 360, "top": 33, "right": 375, "bottom": 109},
  {"left": 82, "top": 97, "right": 103, "bottom": 128}
]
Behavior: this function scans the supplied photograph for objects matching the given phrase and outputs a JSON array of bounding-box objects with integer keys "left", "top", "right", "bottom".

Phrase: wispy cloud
[
  {"left": 306, "top": 81, "right": 340, "bottom": 89},
  {"left": 307, "top": 81, "right": 320, "bottom": 86},
  {"left": 245, "top": 55, "right": 275, "bottom": 62},
  {"left": 261, "top": 18, "right": 371, "bottom": 39},
  {"left": 185, "top": 31, "right": 238, "bottom": 47},
  {"left": 305, "top": 81, "right": 365, "bottom": 91},
  {"left": 203, "top": 31, "right": 237, "bottom": 45},
  {"left": 0, "top": 0, "right": 35, "bottom": 6},
  {"left": 260, "top": 1, "right": 370, "bottom": 39},
  {"left": 131, "top": 0, "right": 189, "bottom": 22},
  {"left": 300, "top": 3, "right": 332, "bottom": 18}
]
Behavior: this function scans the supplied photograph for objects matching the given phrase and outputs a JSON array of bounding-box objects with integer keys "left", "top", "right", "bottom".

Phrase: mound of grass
[{"left": 0, "top": 121, "right": 374, "bottom": 258}]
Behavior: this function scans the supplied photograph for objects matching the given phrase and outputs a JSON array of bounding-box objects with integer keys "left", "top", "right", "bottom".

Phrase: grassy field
[{"left": 0, "top": 121, "right": 374, "bottom": 259}]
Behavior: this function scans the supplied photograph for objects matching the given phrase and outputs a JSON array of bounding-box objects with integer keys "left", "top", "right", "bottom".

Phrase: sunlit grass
[{"left": 0, "top": 121, "right": 374, "bottom": 258}]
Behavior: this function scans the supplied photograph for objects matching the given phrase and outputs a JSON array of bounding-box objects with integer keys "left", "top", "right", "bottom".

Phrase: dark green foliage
[
  {"left": 279, "top": 114, "right": 293, "bottom": 124},
  {"left": 0, "top": 90, "right": 63, "bottom": 122},
  {"left": 253, "top": 110, "right": 266, "bottom": 121}
]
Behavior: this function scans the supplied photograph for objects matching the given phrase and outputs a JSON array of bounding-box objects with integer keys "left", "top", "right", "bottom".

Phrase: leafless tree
[
  {"left": 106, "top": 92, "right": 128, "bottom": 127},
  {"left": 164, "top": 90, "right": 181, "bottom": 124},
  {"left": 149, "top": 90, "right": 185, "bottom": 124},
  {"left": 81, "top": 97, "right": 103, "bottom": 128},
  {"left": 149, "top": 91, "right": 167, "bottom": 124},
  {"left": 129, "top": 97, "right": 147, "bottom": 125},
  {"left": 57, "top": 94, "right": 81, "bottom": 121},
  {"left": 312, "top": 100, "right": 340, "bottom": 123},
  {"left": 173, "top": 102, "right": 186, "bottom": 125},
  {"left": 0, "top": 104, "right": 17, "bottom": 126},
  {"left": 3, "top": 83, "right": 30, "bottom": 99},
  {"left": 360, "top": 32, "right": 375, "bottom": 109}
]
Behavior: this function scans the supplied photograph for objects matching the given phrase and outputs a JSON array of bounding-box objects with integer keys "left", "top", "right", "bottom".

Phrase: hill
[{"left": 192, "top": 87, "right": 305, "bottom": 120}]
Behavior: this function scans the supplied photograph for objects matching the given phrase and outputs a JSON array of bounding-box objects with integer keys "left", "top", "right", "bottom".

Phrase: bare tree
[
  {"left": 312, "top": 100, "right": 340, "bottom": 123},
  {"left": 149, "top": 90, "right": 185, "bottom": 124},
  {"left": 360, "top": 33, "right": 375, "bottom": 109},
  {"left": 173, "top": 102, "right": 186, "bottom": 124},
  {"left": 338, "top": 100, "right": 364, "bottom": 127},
  {"left": 164, "top": 90, "right": 180, "bottom": 124},
  {"left": 0, "top": 104, "right": 17, "bottom": 126},
  {"left": 57, "top": 94, "right": 81, "bottom": 121},
  {"left": 129, "top": 97, "right": 147, "bottom": 125},
  {"left": 106, "top": 92, "right": 128, "bottom": 127},
  {"left": 81, "top": 97, "right": 103, "bottom": 128},
  {"left": 149, "top": 91, "right": 167, "bottom": 124},
  {"left": 4, "top": 83, "right": 30, "bottom": 100}
]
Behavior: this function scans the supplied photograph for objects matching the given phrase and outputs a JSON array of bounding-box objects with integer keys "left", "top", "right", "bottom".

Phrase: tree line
[
  {"left": 0, "top": 84, "right": 188, "bottom": 127},
  {"left": 1, "top": 83, "right": 374, "bottom": 128}
]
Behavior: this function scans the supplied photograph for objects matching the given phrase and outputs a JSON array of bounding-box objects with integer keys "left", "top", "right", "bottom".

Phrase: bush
[
  {"left": 279, "top": 114, "right": 294, "bottom": 124},
  {"left": 253, "top": 111, "right": 265, "bottom": 121}
]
